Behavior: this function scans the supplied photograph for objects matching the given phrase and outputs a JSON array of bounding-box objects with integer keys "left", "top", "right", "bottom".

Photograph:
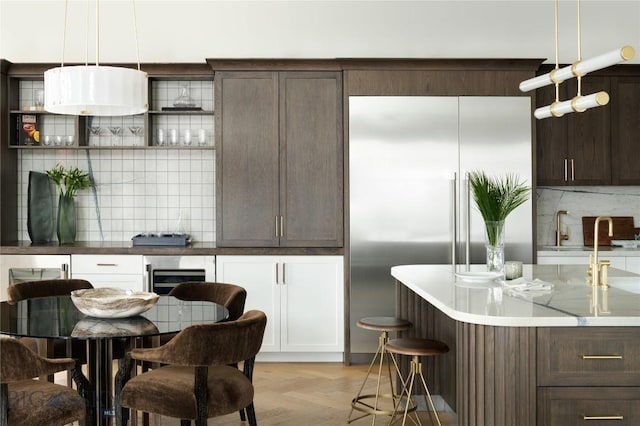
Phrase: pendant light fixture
[
  {"left": 519, "top": 0, "right": 634, "bottom": 120},
  {"left": 44, "top": 0, "right": 148, "bottom": 116}
]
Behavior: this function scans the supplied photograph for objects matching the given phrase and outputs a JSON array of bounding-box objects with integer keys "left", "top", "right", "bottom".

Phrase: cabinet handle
[
  {"left": 570, "top": 158, "right": 575, "bottom": 181},
  {"left": 583, "top": 415, "right": 624, "bottom": 421},
  {"left": 564, "top": 159, "right": 568, "bottom": 181},
  {"left": 282, "top": 262, "right": 286, "bottom": 285},
  {"left": 581, "top": 355, "right": 624, "bottom": 360},
  {"left": 96, "top": 263, "right": 118, "bottom": 267},
  {"left": 275, "top": 262, "right": 279, "bottom": 285},
  {"left": 62, "top": 263, "right": 69, "bottom": 279},
  {"left": 275, "top": 216, "right": 279, "bottom": 238},
  {"left": 280, "top": 216, "right": 284, "bottom": 238}
]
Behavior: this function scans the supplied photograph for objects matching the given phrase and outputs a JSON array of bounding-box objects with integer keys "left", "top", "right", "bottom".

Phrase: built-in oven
[
  {"left": 1, "top": 255, "right": 70, "bottom": 302},
  {"left": 143, "top": 256, "right": 215, "bottom": 295}
]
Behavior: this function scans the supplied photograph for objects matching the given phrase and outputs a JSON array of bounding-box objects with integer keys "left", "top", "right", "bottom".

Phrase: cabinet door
[
  {"left": 279, "top": 72, "right": 343, "bottom": 247},
  {"left": 215, "top": 255, "right": 280, "bottom": 352},
  {"left": 216, "top": 72, "right": 280, "bottom": 247},
  {"left": 566, "top": 76, "right": 611, "bottom": 185},
  {"left": 279, "top": 256, "right": 344, "bottom": 352},
  {"left": 536, "top": 84, "right": 570, "bottom": 185},
  {"left": 538, "top": 387, "right": 640, "bottom": 426},
  {"left": 71, "top": 255, "right": 144, "bottom": 291},
  {"left": 611, "top": 76, "right": 640, "bottom": 185}
]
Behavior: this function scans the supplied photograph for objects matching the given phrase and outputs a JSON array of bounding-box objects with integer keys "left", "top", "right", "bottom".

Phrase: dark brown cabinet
[
  {"left": 536, "top": 75, "right": 611, "bottom": 186},
  {"left": 215, "top": 71, "right": 343, "bottom": 248},
  {"left": 611, "top": 76, "right": 640, "bottom": 185}
]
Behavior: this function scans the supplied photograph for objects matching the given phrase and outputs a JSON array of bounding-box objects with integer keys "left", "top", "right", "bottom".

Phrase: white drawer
[
  {"left": 72, "top": 273, "right": 145, "bottom": 292},
  {"left": 72, "top": 255, "right": 143, "bottom": 275}
]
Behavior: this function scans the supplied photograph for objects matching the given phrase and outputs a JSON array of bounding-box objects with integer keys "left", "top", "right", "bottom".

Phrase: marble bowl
[{"left": 71, "top": 288, "right": 159, "bottom": 319}]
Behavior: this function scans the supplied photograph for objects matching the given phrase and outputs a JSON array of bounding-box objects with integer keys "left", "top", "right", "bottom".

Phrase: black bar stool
[
  {"left": 386, "top": 337, "right": 449, "bottom": 426},
  {"left": 347, "top": 316, "right": 414, "bottom": 424}
]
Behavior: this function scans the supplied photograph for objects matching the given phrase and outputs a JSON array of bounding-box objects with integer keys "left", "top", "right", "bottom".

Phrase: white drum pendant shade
[{"left": 44, "top": 65, "right": 148, "bottom": 116}]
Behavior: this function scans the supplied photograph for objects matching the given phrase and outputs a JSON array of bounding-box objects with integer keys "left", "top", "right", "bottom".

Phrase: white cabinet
[
  {"left": 71, "top": 255, "right": 144, "bottom": 291},
  {"left": 0, "top": 255, "right": 70, "bottom": 301},
  {"left": 216, "top": 255, "right": 344, "bottom": 361}
]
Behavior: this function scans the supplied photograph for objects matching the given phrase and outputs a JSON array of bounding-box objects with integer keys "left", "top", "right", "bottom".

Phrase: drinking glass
[
  {"left": 109, "top": 127, "right": 122, "bottom": 146},
  {"left": 169, "top": 128, "right": 178, "bottom": 146},
  {"left": 128, "top": 126, "right": 143, "bottom": 146},
  {"left": 157, "top": 129, "right": 166, "bottom": 146},
  {"left": 183, "top": 129, "right": 192, "bottom": 146},
  {"left": 198, "top": 129, "right": 206, "bottom": 146}
]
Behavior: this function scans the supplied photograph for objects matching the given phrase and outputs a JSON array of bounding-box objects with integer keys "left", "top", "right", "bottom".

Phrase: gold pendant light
[
  {"left": 44, "top": 0, "right": 148, "bottom": 116},
  {"left": 519, "top": 0, "right": 634, "bottom": 120}
]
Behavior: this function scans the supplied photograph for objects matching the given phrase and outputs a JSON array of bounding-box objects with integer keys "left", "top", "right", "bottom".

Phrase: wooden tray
[{"left": 582, "top": 216, "right": 636, "bottom": 246}]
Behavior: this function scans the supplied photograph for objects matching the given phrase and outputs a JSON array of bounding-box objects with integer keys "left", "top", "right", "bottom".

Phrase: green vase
[{"left": 57, "top": 195, "right": 76, "bottom": 244}]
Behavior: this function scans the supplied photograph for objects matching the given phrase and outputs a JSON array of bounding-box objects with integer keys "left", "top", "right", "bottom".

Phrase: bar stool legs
[
  {"left": 347, "top": 317, "right": 414, "bottom": 425},
  {"left": 385, "top": 338, "right": 450, "bottom": 426}
]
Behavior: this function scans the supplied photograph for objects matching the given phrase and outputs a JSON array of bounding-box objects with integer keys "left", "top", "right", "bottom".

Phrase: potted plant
[
  {"left": 468, "top": 171, "right": 530, "bottom": 272},
  {"left": 46, "top": 164, "right": 93, "bottom": 244}
]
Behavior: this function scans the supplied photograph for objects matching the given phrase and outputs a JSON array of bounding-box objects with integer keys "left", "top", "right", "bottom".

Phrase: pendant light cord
[
  {"left": 60, "top": 0, "right": 69, "bottom": 67},
  {"left": 554, "top": 0, "right": 560, "bottom": 102},
  {"left": 132, "top": 0, "right": 141, "bottom": 70},
  {"left": 576, "top": 0, "right": 582, "bottom": 96}
]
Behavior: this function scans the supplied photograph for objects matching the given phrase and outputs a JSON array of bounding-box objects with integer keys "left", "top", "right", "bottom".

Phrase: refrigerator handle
[
  {"left": 452, "top": 173, "right": 457, "bottom": 269},
  {"left": 465, "top": 172, "right": 471, "bottom": 270}
]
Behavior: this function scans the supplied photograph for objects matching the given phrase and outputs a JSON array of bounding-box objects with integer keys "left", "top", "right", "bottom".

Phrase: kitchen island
[{"left": 393, "top": 264, "right": 640, "bottom": 426}]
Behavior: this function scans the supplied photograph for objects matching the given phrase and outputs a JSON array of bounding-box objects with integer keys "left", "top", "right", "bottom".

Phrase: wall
[
  {"left": 1, "top": 1, "right": 639, "bottom": 64},
  {"left": 18, "top": 149, "right": 215, "bottom": 242},
  {"left": 537, "top": 186, "right": 640, "bottom": 247}
]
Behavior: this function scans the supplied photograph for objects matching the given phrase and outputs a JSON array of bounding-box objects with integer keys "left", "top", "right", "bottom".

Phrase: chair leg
[
  {"left": 388, "top": 355, "right": 441, "bottom": 426},
  {"left": 180, "top": 420, "right": 191, "bottom": 426},
  {"left": 246, "top": 402, "right": 258, "bottom": 426},
  {"left": 239, "top": 407, "right": 247, "bottom": 421}
]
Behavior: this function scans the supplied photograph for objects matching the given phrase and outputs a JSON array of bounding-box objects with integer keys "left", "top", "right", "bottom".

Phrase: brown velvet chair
[
  {"left": 0, "top": 337, "right": 86, "bottom": 426},
  {"left": 6, "top": 279, "right": 94, "bottom": 382},
  {"left": 118, "top": 309, "right": 267, "bottom": 426},
  {"left": 168, "top": 281, "right": 247, "bottom": 321}
]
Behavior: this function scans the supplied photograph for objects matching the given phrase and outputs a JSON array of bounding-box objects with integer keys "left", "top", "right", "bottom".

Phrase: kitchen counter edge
[{"left": 0, "top": 242, "right": 344, "bottom": 256}]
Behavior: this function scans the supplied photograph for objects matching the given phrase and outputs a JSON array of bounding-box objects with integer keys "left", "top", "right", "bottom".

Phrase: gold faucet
[
  {"left": 555, "top": 210, "right": 570, "bottom": 246},
  {"left": 590, "top": 216, "right": 613, "bottom": 287}
]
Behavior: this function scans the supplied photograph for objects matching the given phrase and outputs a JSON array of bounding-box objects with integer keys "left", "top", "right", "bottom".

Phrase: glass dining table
[{"left": 0, "top": 294, "right": 228, "bottom": 426}]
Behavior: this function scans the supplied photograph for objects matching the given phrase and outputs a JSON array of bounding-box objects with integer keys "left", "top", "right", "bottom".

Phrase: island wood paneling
[{"left": 397, "top": 282, "right": 537, "bottom": 426}]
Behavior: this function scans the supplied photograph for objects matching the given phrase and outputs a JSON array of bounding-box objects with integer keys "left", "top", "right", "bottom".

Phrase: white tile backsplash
[
  {"left": 18, "top": 149, "right": 215, "bottom": 243},
  {"left": 537, "top": 186, "right": 640, "bottom": 247}
]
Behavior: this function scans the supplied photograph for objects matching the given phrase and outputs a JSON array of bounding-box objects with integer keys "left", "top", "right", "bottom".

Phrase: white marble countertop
[
  {"left": 537, "top": 246, "right": 640, "bottom": 256},
  {"left": 391, "top": 264, "right": 640, "bottom": 327}
]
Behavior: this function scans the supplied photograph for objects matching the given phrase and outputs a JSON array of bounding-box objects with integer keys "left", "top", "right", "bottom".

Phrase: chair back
[
  {"left": 7, "top": 278, "right": 93, "bottom": 304},
  {"left": 168, "top": 281, "right": 247, "bottom": 320},
  {"left": 0, "top": 337, "right": 75, "bottom": 383},
  {"left": 130, "top": 310, "right": 266, "bottom": 367}
]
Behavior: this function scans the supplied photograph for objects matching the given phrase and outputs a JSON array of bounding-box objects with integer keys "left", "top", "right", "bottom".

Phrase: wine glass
[
  {"left": 108, "top": 126, "right": 122, "bottom": 146},
  {"left": 128, "top": 126, "right": 143, "bottom": 146},
  {"left": 89, "top": 126, "right": 102, "bottom": 146}
]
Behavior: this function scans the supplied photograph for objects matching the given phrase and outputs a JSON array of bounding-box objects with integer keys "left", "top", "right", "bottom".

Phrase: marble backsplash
[{"left": 536, "top": 186, "right": 640, "bottom": 247}]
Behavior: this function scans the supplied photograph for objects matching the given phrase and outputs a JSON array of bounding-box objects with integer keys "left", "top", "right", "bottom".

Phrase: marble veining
[{"left": 537, "top": 186, "right": 640, "bottom": 247}]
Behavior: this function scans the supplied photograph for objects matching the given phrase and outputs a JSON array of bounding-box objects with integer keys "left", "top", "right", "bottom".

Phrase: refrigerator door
[
  {"left": 349, "top": 96, "right": 459, "bottom": 354},
  {"left": 458, "top": 96, "right": 533, "bottom": 264}
]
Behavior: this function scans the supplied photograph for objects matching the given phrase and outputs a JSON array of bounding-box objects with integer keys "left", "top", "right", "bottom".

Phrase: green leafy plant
[
  {"left": 468, "top": 171, "right": 530, "bottom": 246},
  {"left": 46, "top": 164, "right": 93, "bottom": 198}
]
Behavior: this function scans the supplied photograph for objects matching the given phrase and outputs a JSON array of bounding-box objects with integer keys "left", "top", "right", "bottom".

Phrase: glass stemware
[
  {"left": 128, "top": 126, "right": 143, "bottom": 146},
  {"left": 89, "top": 126, "right": 102, "bottom": 146},
  {"left": 108, "top": 126, "right": 122, "bottom": 146}
]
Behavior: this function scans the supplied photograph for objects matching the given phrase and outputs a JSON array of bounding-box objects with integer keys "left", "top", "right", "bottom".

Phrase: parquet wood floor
[{"left": 134, "top": 362, "right": 456, "bottom": 426}]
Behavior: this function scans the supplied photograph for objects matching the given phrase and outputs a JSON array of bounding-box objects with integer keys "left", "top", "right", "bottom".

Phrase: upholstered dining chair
[
  {"left": 117, "top": 309, "right": 267, "bottom": 426},
  {"left": 0, "top": 337, "right": 86, "bottom": 426},
  {"left": 6, "top": 278, "right": 93, "bottom": 383},
  {"left": 168, "top": 281, "right": 247, "bottom": 322}
]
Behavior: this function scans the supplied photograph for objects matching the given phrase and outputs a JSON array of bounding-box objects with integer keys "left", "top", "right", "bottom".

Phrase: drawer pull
[
  {"left": 581, "top": 355, "right": 624, "bottom": 360},
  {"left": 583, "top": 415, "right": 624, "bottom": 421},
  {"left": 96, "top": 263, "right": 118, "bottom": 267}
]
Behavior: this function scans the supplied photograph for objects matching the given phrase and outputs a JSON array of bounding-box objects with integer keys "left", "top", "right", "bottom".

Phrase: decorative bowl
[{"left": 70, "top": 288, "right": 159, "bottom": 319}]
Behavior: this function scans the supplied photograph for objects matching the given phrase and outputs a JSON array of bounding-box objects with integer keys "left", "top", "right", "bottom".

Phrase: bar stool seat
[
  {"left": 347, "top": 317, "right": 413, "bottom": 424},
  {"left": 386, "top": 338, "right": 449, "bottom": 426}
]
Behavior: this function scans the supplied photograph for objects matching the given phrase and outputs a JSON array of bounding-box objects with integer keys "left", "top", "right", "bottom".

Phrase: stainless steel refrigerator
[{"left": 348, "top": 96, "right": 533, "bottom": 356}]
